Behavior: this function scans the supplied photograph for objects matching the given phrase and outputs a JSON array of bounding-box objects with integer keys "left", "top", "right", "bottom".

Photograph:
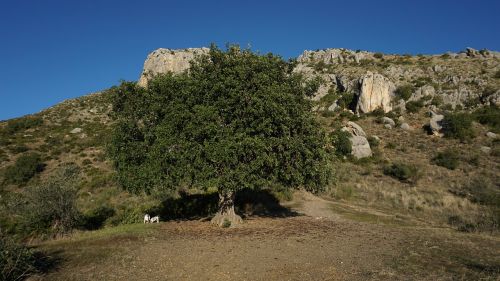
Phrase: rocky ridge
[
  {"left": 138, "top": 47, "right": 209, "bottom": 87},
  {"left": 137, "top": 47, "right": 500, "bottom": 116}
]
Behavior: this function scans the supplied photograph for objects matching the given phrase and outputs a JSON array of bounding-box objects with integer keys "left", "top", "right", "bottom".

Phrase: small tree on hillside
[{"left": 108, "top": 45, "right": 330, "bottom": 226}]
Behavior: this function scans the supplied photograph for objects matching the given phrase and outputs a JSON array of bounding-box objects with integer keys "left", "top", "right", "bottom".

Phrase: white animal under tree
[{"left": 150, "top": 216, "right": 160, "bottom": 223}]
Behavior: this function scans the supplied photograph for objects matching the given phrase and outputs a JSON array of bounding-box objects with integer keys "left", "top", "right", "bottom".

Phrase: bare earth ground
[{"left": 31, "top": 192, "right": 499, "bottom": 281}]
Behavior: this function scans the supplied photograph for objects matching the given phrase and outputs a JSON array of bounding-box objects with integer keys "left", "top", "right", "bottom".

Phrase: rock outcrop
[
  {"left": 297, "top": 48, "right": 374, "bottom": 65},
  {"left": 429, "top": 111, "right": 444, "bottom": 136},
  {"left": 138, "top": 48, "right": 209, "bottom": 87},
  {"left": 341, "top": 121, "right": 372, "bottom": 159},
  {"left": 356, "top": 72, "right": 394, "bottom": 113}
]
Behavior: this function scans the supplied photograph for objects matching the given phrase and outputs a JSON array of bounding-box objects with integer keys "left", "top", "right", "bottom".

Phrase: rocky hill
[{"left": 1, "top": 46, "right": 499, "bottom": 235}]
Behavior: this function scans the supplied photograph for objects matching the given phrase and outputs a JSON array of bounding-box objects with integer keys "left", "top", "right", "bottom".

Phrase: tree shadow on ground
[
  {"left": 32, "top": 249, "right": 63, "bottom": 274},
  {"left": 151, "top": 189, "right": 299, "bottom": 221}
]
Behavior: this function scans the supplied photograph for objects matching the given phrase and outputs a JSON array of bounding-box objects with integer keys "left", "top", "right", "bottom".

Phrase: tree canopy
[{"left": 108, "top": 45, "right": 330, "bottom": 224}]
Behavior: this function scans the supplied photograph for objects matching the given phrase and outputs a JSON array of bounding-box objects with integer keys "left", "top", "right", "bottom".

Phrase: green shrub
[
  {"left": 385, "top": 142, "right": 397, "bottom": 149},
  {"left": 82, "top": 205, "right": 115, "bottom": 230},
  {"left": 432, "top": 149, "right": 460, "bottom": 170},
  {"left": 473, "top": 105, "right": 500, "bottom": 133},
  {"left": 405, "top": 99, "right": 424, "bottom": 113},
  {"left": 430, "top": 96, "right": 443, "bottom": 107},
  {"left": 320, "top": 110, "right": 336, "bottom": 118},
  {"left": 463, "top": 177, "right": 499, "bottom": 207},
  {"left": 9, "top": 145, "right": 29, "bottom": 154},
  {"left": 21, "top": 164, "right": 81, "bottom": 235},
  {"left": 313, "top": 60, "right": 328, "bottom": 72},
  {"left": 222, "top": 219, "right": 231, "bottom": 228},
  {"left": 330, "top": 130, "right": 352, "bottom": 157},
  {"left": 369, "top": 108, "right": 385, "bottom": 117},
  {"left": 3, "top": 153, "right": 44, "bottom": 185},
  {"left": 337, "top": 92, "right": 356, "bottom": 110},
  {"left": 395, "top": 84, "right": 414, "bottom": 101},
  {"left": 0, "top": 149, "right": 8, "bottom": 164},
  {"left": 0, "top": 234, "right": 37, "bottom": 281},
  {"left": 3, "top": 116, "right": 43, "bottom": 134},
  {"left": 374, "top": 52, "right": 384, "bottom": 59},
  {"left": 319, "top": 89, "right": 339, "bottom": 105},
  {"left": 383, "top": 162, "right": 421, "bottom": 184},
  {"left": 367, "top": 136, "right": 380, "bottom": 147},
  {"left": 442, "top": 113, "right": 475, "bottom": 141}
]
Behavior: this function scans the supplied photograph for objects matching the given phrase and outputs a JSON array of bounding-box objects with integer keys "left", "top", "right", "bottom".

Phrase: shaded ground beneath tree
[{"left": 30, "top": 192, "right": 499, "bottom": 281}]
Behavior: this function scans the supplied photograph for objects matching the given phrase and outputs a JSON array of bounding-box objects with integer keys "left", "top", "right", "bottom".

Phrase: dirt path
[{"left": 35, "top": 192, "right": 500, "bottom": 281}]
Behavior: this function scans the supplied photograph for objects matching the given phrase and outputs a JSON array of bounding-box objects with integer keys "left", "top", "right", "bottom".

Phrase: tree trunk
[{"left": 211, "top": 191, "right": 242, "bottom": 227}]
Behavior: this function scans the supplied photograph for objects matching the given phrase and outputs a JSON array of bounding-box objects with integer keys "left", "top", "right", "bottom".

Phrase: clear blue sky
[{"left": 1, "top": 0, "right": 499, "bottom": 120}]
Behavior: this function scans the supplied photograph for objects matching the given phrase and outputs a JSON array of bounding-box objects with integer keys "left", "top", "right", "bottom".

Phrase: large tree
[{"left": 108, "top": 45, "right": 330, "bottom": 226}]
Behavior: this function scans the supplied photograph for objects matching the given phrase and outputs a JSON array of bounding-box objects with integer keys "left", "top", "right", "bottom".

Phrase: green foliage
[
  {"left": 473, "top": 105, "right": 500, "bottom": 133},
  {"left": 385, "top": 142, "right": 397, "bottom": 149},
  {"left": 337, "top": 92, "right": 356, "bottom": 110},
  {"left": 82, "top": 205, "right": 115, "bottom": 230},
  {"left": 405, "top": 99, "right": 424, "bottom": 113},
  {"left": 109, "top": 45, "right": 330, "bottom": 197},
  {"left": 442, "top": 113, "right": 475, "bottom": 141},
  {"left": 462, "top": 177, "right": 499, "bottom": 207},
  {"left": 395, "top": 84, "right": 414, "bottom": 101},
  {"left": 3, "top": 153, "right": 44, "bottom": 185},
  {"left": 440, "top": 53, "right": 450, "bottom": 59},
  {"left": 0, "top": 148, "right": 8, "bottom": 164},
  {"left": 430, "top": 95, "right": 443, "bottom": 107},
  {"left": 0, "top": 234, "right": 37, "bottom": 281},
  {"left": 9, "top": 145, "right": 29, "bottom": 154},
  {"left": 222, "top": 219, "right": 231, "bottom": 228},
  {"left": 373, "top": 52, "right": 384, "bottom": 59},
  {"left": 383, "top": 162, "right": 421, "bottom": 184},
  {"left": 412, "top": 77, "right": 433, "bottom": 88},
  {"left": 432, "top": 149, "right": 460, "bottom": 170},
  {"left": 319, "top": 89, "right": 339, "bottom": 106},
  {"left": 329, "top": 130, "right": 352, "bottom": 157},
  {"left": 313, "top": 60, "right": 328, "bottom": 72},
  {"left": 2, "top": 116, "right": 43, "bottom": 134},
  {"left": 369, "top": 108, "right": 385, "bottom": 117},
  {"left": 21, "top": 164, "right": 81, "bottom": 235},
  {"left": 367, "top": 136, "right": 380, "bottom": 147}
]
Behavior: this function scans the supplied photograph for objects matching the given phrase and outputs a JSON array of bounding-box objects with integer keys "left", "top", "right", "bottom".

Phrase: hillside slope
[{"left": 0, "top": 47, "right": 499, "bottom": 234}]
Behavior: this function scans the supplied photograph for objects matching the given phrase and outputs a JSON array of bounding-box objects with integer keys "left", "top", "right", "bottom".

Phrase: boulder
[
  {"left": 465, "top": 47, "right": 480, "bottom": 57},
  {"left": 381, "top": 117, "right": 395, "bottom": 127},
  {"left": 486, "top": 132, "right": 497, "bottom": 139},
  {"left": 384, "top": 124, "right": 392, "bottom": 129},
  {"left": 410, "top": 85, "right": 436, "bottom": 102},
  {"left": 327, "top": 102, "right": 338, "bottom": 112},
  {"left": 350, "top": 136, "right": 372, "bottom": 159},
  {"left": 356, "top": 72, "right": 394, "bottom": 113},
  {"left": 341, "top": 121, "right": 367, "bottom": 137},
  {"left": 138, "top": 48, "right": 209, "bottom": 87},
  {"left": 429, "top": 111, "right": 444, "bottom": 136},
  {"left": 480, "top": 146, "right": 491, "bottom": 154},
  {"left": 70, "top": 128, "right": 82, "bottom": 134},
  {"left": 400, "top": 123, "right": 411, "bottom": 130},
  {"left": 341, "top": 122, "right": 372, "bottom": 159},
  {"left": 432, "top": 65, "right": 443, "bottom": 73}
]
